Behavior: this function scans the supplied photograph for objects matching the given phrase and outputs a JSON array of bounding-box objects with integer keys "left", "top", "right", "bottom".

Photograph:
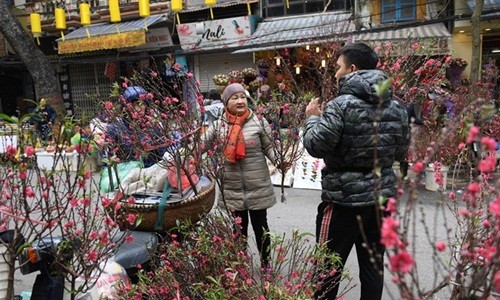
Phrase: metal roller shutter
[
  {"left": 195, "top": 52, "right": 254, "bottom": 93},
  {"left": 69, "top": 63, "right": 113, "bottom": 118}
]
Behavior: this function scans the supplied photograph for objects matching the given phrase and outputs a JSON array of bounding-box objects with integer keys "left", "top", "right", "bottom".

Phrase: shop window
[
  {"left": 262, "top": 0, "right": 351, "bottom": 18},
  {"left": 381, "top": 0, "right": 416, "bottom": 23}
]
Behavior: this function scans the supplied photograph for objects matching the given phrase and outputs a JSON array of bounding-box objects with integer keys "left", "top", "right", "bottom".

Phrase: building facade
[{"left": 0, "top": 0, "right": 497, "bottom": 117}]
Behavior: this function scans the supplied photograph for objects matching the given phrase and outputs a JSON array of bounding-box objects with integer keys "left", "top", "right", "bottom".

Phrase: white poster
[
  {"left": 177, "top": 16, "right": 257, "bottom": 51},
  {"left": 292, "top": 151, "right": 324, "bottom": 190}
]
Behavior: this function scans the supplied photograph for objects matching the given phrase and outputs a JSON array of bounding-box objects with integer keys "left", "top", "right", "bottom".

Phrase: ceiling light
[
  {"left": 485, "top": 28, "right": 491, "bottom": 31},
  {"left": 492, "top": 49, "right": 500, "bottom": 53},
  {"left": 458, "top": 30, "right": 465, "bottom": 33}
]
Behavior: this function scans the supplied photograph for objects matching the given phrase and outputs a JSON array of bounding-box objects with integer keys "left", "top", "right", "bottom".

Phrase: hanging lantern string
[
  {"left": 60, "top": 31, "right": 65, "bottom": 41},
  {"left": 115, "top": 23, "right": 120, "bottom": 34},
  {"left": 85, "top": 27, "right": 90, "bottom": 38},
  {"left": 285, "top": 0, "right": 289, "bottom": 9},
  {"left": 36, "top": 37, "right": 40, "bottom": 45},
  {"left": 144, "top": 18, "right": 148, "bottom": 30},
  {"left": 176, "top": 13, "right": 181, "bottom": 24},
  {"left": 209, "top": 7, "right": 214, "bottom": 19},
  {"left": 247, "top": 0, "right": 251, "bottom": 15}
]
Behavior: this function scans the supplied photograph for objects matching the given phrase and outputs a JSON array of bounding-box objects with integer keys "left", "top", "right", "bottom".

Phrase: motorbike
[{"left": 2, "top": 229, "right": 159, "bottom": 300}]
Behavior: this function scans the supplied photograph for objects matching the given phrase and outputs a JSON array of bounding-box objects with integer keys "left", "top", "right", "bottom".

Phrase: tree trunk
[
  {"left": 469, "top": 0, "right": 483, "bottom": 87},
  {"left": 0, "top": 1, "right": 64, "bottom": 118}
]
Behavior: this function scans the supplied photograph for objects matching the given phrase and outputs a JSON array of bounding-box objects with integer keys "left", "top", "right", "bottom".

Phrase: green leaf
[
  {"left": 373, "top": 78, "right": 392, "bottom": 97},
  {"left": 0, "top": 113, "right": 16, "bottom": 124},
  {"left": 378, "top": 195, "right": 387, "bottom": 206}
]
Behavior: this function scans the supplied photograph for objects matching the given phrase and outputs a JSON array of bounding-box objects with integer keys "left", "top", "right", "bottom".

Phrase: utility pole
[{"left": 469, "top": 0, "right": 483, "bottom": 87}]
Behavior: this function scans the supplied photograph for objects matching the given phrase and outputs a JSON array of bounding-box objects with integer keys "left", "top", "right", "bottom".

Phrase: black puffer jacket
[{"left": 303, "top": 70, "right": 410, "bottom": 207}]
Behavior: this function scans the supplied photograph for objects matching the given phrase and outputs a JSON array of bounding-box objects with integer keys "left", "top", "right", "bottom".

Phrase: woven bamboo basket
[{"left": 112, "top": 178, "right": 216, "bottom": 232}]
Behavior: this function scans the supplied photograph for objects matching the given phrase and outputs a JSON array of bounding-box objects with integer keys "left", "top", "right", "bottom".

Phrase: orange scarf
[{"left": 224, "top": 108, "right": 250, "bottom": 163}]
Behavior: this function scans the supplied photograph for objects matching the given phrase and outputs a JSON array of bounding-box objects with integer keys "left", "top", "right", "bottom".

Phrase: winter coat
[
  {"left": 203, "top": 110, "right": 277, "bottom": 211},
  {"left": 303, "top": 69, "right": 410, "bottom": 207},
  {"left": 105, "top": 118, "right": 169, "bottom": 168}
]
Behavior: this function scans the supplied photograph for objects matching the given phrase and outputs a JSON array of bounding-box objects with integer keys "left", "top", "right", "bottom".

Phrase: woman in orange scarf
[{"left": 203, "top": 83, "right": 277, "bottom": 268}]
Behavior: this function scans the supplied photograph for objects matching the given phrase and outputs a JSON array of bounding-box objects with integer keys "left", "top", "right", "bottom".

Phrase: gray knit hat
[{"left": 221, "top": 83, "right": 246, "bottom": 104}]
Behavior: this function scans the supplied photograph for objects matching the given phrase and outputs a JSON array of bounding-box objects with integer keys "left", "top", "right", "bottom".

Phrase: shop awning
[
  {"left": 353, "top": 23, "right": 451, "bottom": 55},
  {"left": 354, "top": 23, "right": 451, "bottom": 41},
  {"left": 57, "top": 14, "right": 168, "bottom": 54},
  {"left": 232, "top": 11, "right": 354, "bottom": 54}
]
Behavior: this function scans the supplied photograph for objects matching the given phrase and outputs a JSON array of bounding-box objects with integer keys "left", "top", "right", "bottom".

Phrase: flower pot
[{"left": 425, "top": 165, "right": 449, "bottom": 191}]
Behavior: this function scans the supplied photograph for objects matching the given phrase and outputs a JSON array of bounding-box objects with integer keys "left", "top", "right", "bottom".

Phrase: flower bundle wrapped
[
  {"left": 257, "top": 59, "right": 270, "bottom": 69},
  {"left": 228, "top": 70, "right": 244, "bottom": 83},
  {"left": 242, "top": 67, "right": 258, "bottom": 79},
  {"left": 248, "top": 79, "right": 261, "bottom": 90},
  {"left": 257, "top": 59, "right": 271, "bottom": 78},
  {"left": 450, "top": 58, "right": 468, "bottom": 69},
  {"left": 212, "top": 74, "right": 229, "bottom": 86}
]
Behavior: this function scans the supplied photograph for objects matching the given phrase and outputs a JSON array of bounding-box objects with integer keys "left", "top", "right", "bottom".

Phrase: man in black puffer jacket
[{"left": 303, "top": 42, "right": 410, "bottom": 299}]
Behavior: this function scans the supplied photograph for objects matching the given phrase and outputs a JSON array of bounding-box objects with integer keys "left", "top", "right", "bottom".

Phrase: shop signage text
[
  {"left": 177, "top": 16, "right": 257, "bottom": 51},
  {"left": 124, "top": 27, "right": 174, "bottom": 52},
  {"left": 58, "top": 31, "right": 146, "bottom": 54}
]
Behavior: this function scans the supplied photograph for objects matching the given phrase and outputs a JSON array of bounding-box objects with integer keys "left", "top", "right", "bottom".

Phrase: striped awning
[
  {"left": 354, "top": 23, "right": 451, "bottom": 41},
  {"left": 232, "top": 11, "right": 354, "bottom": 54}
]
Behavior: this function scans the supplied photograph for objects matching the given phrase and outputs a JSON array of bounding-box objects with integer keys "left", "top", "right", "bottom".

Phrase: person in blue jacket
[{"left": 105, "top": 86, "right": 167, "bottom": 167}]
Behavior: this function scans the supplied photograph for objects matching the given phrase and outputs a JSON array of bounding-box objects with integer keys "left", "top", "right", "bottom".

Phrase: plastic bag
[
  {"left": 167, "top": 160, "right": 199, "bottom": 191},
  {"left": 100, "top": 161, "right": 143, "bottom": 192}
]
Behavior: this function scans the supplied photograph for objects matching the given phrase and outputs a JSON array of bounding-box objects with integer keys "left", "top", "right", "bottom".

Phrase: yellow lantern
[
  {"left": 139, "top": 0, "right": 150, "bottom": 17},
  {"left": 55, "top": 8, "right": 66, "bottom": 30},
  {"left": 80, "top": 3, "right": 91, "bottom": 25},
  {"left": 55, "top": 8, "right": 66, "bottom": 41},
  {"left": 30, "top": 13, "right": 42, "bottom": 45},
  {"left": 171, "top": 0, "right": 183, "bottom": 24},
  {"left": 79, "top": 3, "right": 91, "bottom": 37},
  {"left": 30, "top": 13, "right": 42, "bottom": 36},
  {"left": 205, "top": 0, "right": 216, "bottom": 19},
  {"left": 109, "top": 0, "right": 121, "bottom": 23},
  {"left": 171, "top": 0, "right": 183, "bottom": 12}
]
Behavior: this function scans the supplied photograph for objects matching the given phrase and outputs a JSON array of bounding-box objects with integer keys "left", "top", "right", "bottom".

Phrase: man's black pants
[{"left": 315, "top": 202, "right": 386, "bottom": 300}]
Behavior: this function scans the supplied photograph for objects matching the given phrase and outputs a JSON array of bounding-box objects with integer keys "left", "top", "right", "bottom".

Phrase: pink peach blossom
[
  {"left": 489, "top": 196, "right": 500, "bottom": 217},
  {"left": 389, "top": 251, "right": 414, "bottom": 273},
  {"left": 24, "top": 146, "right": 35, "bottom": 157},
  {"left": 413, "top": 161, "right": 424, "bottom": 173},
  {"left": 466, "top": 126, "right": 480, "bottom": 144},
  {"left": 435, "top": 241, "right": 446, "bottom": 252}
]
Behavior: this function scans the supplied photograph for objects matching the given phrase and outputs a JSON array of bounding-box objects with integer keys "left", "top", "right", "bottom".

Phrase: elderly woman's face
[{"left": 226, "top": 92, "right": 248, "bottom": 116}]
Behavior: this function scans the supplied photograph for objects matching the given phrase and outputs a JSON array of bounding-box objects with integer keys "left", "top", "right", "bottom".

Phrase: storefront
[
  {"left": 55, "top": 14, "right": 176, "bottom": 117},
  {"left": 176, "top": 15, "right": 259, "bottom": 93}
]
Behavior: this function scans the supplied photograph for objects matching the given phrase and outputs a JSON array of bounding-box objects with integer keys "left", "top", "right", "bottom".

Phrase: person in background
[
  {"left": 105, "top": 86, "right": 166, "bottom": 167},
  {"left": 202, "top": 90, "right": 224, "bottom": 127},
  {"left": 32, "top": 98, "right": 57, "bottom": 142},
  {"left": 302, "top": 42, "right": 410, "bottom": 299},
  {"left": 400, "top": 102, "right": 424, "bottom": 179},
  {"left": 202, "top": 83, "right": 277, "bottom": 268}
]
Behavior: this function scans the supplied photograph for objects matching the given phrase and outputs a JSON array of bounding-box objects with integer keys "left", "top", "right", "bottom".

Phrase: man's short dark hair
[{"left": 338, "top": 42, "right": 379, "bottom": 70}]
